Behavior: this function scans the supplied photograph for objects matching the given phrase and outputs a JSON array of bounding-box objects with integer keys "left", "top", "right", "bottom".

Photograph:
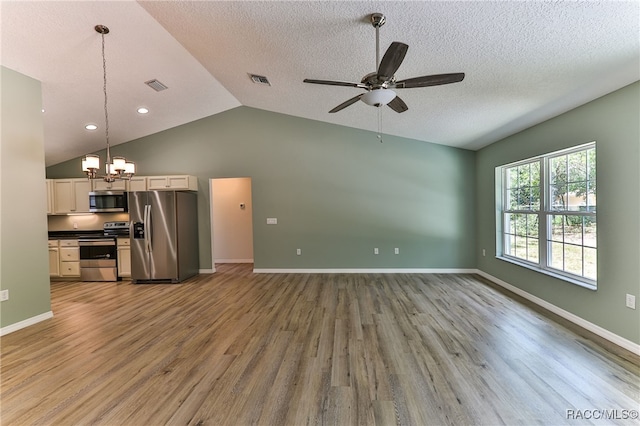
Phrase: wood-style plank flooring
[{"left": 1, "top": 264, "right": 638, "bottom": 425}]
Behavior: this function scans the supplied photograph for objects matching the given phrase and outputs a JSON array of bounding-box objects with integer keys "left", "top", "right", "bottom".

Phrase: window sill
[{"left": 496, "top": 256, "right": 597, "bottom": 291}]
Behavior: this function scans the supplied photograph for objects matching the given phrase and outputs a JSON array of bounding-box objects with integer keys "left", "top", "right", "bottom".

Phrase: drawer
[
  {"left": 60, "top": 247, "right": 79, "bottom": 261},
  {"left": 60, "top": 262, "right": 80, "bottom": 276},
  {"left": 59, "top": 239, "right": 79, "bottom": 247},
  {"left": 48, "top": 240, "right": 59, "bottom": 248},
  {"left": 117, "top": 238, "right": 130, "bottom": 247}
]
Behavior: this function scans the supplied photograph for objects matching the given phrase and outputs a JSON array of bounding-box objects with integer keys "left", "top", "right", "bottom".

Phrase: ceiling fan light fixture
[{"left": 361, "top": 89, "right": 396, "bottom": 107}]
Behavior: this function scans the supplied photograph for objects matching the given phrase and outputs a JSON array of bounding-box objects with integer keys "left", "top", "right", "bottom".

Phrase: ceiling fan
[{"left": 303, "top": 13, "right": 465, "bottom": 114}]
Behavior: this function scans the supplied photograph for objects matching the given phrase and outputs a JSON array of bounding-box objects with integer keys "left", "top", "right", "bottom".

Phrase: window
[{"left": 498, "top": 143, "right": 596, "bottom": 288}]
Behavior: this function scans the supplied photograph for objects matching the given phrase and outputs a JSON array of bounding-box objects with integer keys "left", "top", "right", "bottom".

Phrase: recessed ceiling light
[
  {"left": 85, "top": 124, "right": 98, "bottom": 130},
  {"left": 41, "top": 108, "right": 45, "bottom": 113},
  {"left": 137, "top": 107, "right": 149, "bottom": 114}
]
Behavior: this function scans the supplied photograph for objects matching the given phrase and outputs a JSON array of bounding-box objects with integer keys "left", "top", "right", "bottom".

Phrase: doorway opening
[{"left": 209, "top": 177, "right": 254, "bottom": 266}]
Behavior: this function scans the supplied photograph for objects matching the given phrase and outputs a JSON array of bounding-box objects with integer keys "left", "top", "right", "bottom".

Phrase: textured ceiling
[{"left": 2, "top": 1, "right": 638, "bottom": 166}]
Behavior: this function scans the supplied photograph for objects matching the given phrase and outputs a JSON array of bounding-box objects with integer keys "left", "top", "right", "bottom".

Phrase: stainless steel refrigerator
[{"left": 128, "top": 191, "right": 199, "bottom": 283}]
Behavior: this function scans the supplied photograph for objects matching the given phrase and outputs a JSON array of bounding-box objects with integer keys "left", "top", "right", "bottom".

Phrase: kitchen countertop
[{"left": 48, "top": 230, "right": 129, "bottom": 239}]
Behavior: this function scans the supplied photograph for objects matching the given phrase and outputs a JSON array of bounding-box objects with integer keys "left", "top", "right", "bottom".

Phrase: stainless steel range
[{"left": 79, "top": 221, "right": 129, "bottom": 282}]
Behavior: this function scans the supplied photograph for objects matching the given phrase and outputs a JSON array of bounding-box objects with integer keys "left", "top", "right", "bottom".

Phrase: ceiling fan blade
[
  {"left": 377, "top": 42, "right": 408, "bottom": 81},
  {"left": 329, "top": 94, "right": 363, "bottom": 113},
  {"left": 387, "top": 95, "right": 408, "bottom": 113},
  {"left": 394, "top": 73, "right": 465, "bottom": 89},
  {"left": 304, "top": 79, "right": 368, "bottom": 89}
]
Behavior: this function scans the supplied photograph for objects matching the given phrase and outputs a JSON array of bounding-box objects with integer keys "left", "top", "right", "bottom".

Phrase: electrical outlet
[
  {"left": 374, "top": 248, "right": 379, "bottom": 255},
  {"left": 394, "top": 248, "right": 399, "bottom": 255},
  {"left": 73, "top": 222, "right": 78, "bottom": 229},
  {"left": 296, "top": 248, "right": 301, "bottom": 256},
  {"left": 0, "top": 290, "right": 8, "bottom": 302},
  {"left": 266, "top": 218, "right": 277, "bottom": 225},
  {"left": 626, "top": 294, "right": 636, "bottom": 309}
]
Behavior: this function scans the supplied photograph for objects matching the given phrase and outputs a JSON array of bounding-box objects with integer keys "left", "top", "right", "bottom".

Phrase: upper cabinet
[
  {"left": 46, "top": 175, "right": 198, "bottom": 214},
  {"left": 146, "top": 175, "right": 198, "bottom": 191},
  {"left": 128, "top": 176, "right": 147, "bottom": 192},
  {"left": 92, "top": 179, "right": 127, "bottom": 191},
  {"left": 46, "top": 179, "right": 54, "bottom": 215},
  {"left": 52, "top": 179, "right": 91, "bottom": 214}
]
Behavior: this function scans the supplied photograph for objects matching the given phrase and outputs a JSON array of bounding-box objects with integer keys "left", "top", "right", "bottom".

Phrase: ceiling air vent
[
  {"left": 145, "top": 79, "right": 168, "bottom": 92},
  {"left": 249, "top": 74, "right": 271, "bottom": 86}
]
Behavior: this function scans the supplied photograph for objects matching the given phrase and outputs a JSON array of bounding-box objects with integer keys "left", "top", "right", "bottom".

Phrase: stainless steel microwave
[{"left": 89, "top": 191, "right": 128, "bottom": 213}]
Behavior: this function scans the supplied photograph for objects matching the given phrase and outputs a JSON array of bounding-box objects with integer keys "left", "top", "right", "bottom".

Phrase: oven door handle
[{"left": 79, "top": 240, "right": 116, "bottom": 246}]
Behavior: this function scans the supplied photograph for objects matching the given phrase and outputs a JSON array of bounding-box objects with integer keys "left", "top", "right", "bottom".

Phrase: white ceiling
[{"left": 2, "top": 1, "right": 638, "bottom": 167}]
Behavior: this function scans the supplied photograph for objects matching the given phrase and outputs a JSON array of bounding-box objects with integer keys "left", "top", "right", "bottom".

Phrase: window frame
[{"left": 497, "top": 142, "right": 597, "bottom": 290}]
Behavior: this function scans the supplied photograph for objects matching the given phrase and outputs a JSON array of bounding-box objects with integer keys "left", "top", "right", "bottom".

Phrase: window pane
[
  {"left": 564, "top": 216, "right": 583, "bottom": 246},
  {"left": 564, "top": 244, "right": 583, "bottom": 276},
  {"left": 507, "top": 234, "right": 516, "bottom": 256},
  {"left": 568, "top": 151, "right": 586, "bottom": 183},
  {"left": 515, "top": 214, "right": 526, "bottom": 236},
  {"left": 587, "top": 148, "right": 596, "bottom": 183},
  {"left": 550, "top": 241, "right": 564, "bottom": 270},
  {"left": 584, "top": 247, "right": 597, "bottom": 280},
  {"left": 550, "top": 215, "right": 564, "bottom": 243},
  {"left": 550, "top": 184, "right": 568, "bottom": 210},
  {"left": 550, "top": 156, "right": 567, "bottom": 184},
  {"left": 530, "top": 185, "right": 540, "bottom": 210},
  {"left": 584, "top": 216, "right": 597, "bottom": 248},
  {"left": 526, "top": 214, "right": 538, "bottom": 237},
  {"left": 515, "top": 236, "right": 527, "bottom": 259},
  {"left": 527, "top": 238, "right": 539, "bottom": 263},
  {"left": 506, "top": 213, "right": 515, "bottom": 234},
  {"left": 568, "top": 191, "right": 587, "bottom": 211},
  {"left": 508, "top": 167, "right": 518, "bottom": 189},
  {"left": 508, "top": 189, "right": 518, "bottom": 210},
  {"left": 518, "top": 187, "right": 531, "bottom": 210}
]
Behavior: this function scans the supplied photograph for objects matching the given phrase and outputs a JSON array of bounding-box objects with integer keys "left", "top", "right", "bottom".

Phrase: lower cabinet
[
  {"left": 48, "top": 240, "right": 60, "bottom": 277},
  {"left": 59, "top": 240, "right": 80, "bottom": 278},
  {"left": 117, "top": 238, "right": 131, "bottom": 278}
]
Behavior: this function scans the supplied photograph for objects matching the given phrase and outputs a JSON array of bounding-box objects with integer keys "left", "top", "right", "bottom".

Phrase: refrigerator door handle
[{"left": 144, "top": 204, "right": 152, "bottom": 253}]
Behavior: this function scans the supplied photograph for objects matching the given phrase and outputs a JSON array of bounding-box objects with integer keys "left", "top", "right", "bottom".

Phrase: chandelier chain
[{"left": 101, "top": 31, "right": 111, "bottom": 166}]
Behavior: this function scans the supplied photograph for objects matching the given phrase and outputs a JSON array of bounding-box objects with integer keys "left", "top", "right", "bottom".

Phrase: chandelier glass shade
[{"left": 82, "top": 25, "right": 135, "bottom": 182}]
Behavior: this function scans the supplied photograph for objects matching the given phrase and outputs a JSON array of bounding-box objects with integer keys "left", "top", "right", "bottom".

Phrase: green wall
[
  {"left": 475, "top": 82, "right": 640, "bottom": 345},
  {"left": 1, "top": 66, "right": 52, "bottom": 330},
  {"left": 47, "top": 107, "right": 477, "bottom": 270}
]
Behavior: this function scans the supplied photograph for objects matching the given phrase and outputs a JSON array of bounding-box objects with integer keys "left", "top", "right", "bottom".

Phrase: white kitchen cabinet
[
  {"left": 46, "top": 179, "right": 54, "bottom": 215},
  {"left": 117, "top": 238, "right": 131, "bottom": 277},
  {"left": 147, "top": 175, "right": 197, "bottom": 191},
  {"left": 53, "top": 179, "right": 91, "bottom": 214},
  {"left": 92, "top": 179, "right": 127, "bottom": 191},
  {"left": 128, "top": 176, "right": 147, "bottom": 192},
  {"left": 59, "top": 240, "right": 80, "bottom": 277},
  {"left": 48, "top": 240, "right": 59, "bottom": 277}
]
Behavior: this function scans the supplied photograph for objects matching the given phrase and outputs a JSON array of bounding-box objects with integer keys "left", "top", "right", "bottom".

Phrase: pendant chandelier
[{"left": 82, "top": 25, "right": 135, "bottom": 181}]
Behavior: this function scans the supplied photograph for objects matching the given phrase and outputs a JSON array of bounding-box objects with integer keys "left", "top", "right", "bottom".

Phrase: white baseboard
[
  {"left": 476, "top": 270, "right": 640, "bottom": 355},
  {"left": 253, "top": 268, "right": 477, "bottom": 274},
  {"left": 0, "top": 311, "right": 53, "bottom": 336},
  {"left": 215, "top": 259, "right": 254, "bottom": 264},
  {"left": 199, "top": 268, "right": 216, "bottom": 274}
]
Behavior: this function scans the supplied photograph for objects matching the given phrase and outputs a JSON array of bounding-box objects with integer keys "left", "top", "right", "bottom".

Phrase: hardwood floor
[{"left": 1, "top": 264, "right": 638, "bottom": 425}]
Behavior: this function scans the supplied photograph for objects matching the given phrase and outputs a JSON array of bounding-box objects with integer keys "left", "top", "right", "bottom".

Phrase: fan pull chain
[{"left": 377, "top": 107, "right": 383, "bottom": 143}]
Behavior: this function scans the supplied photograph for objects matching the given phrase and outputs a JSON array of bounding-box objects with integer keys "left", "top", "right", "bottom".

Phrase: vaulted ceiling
[{"left": 2, "top": 1, "right": 638, "bottom": 166}]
